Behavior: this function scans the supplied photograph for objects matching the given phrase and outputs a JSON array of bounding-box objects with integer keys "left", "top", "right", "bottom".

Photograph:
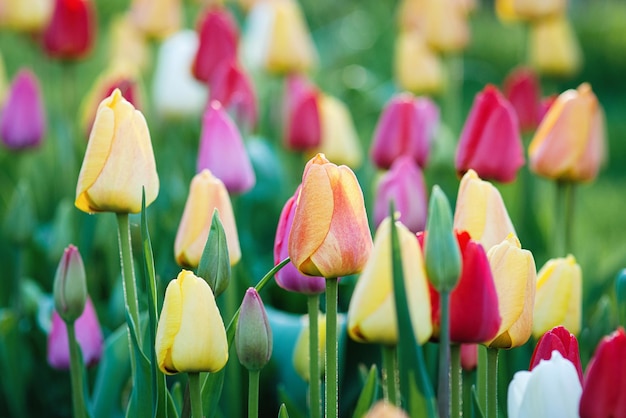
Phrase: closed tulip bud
[
  {"left": 130, "top": 0, "right": 181, "bottom": 40},
  {"left": 293, "top": 313, "right": 326, "bottom": 381},
  {"left": 283, "top": 74, "right": 321, "bottom": 151},
  {"left": 152, "top": 31, "right": 208, "bottom": 119},
  {"left": 421, "top": 0, "right": 470, "bottom": 52},
  {"left": 289, "top": 154, "right": 372, "bottom": 278},
  {"left": 486, "top": 234, "right": 537, "bottom": 349},
  {"left": 48, "top": 297, "right": 103, "bottom": 369},
  {"left": 348, "top": 217, "right": 432, "bottom": 345},
  {"left": 453, "top": 169, "right": 516, "bottom": 251},
  {"left": 394, "top": 30, "right": 444, "bottom": 95},
  {"left": 197, "top": 209, "right": 231, "bottom": 297},
  {"left": 192, "top": 7, "right": 239, "bottom": 84},
  {"left": 424, "top": 186, "right": 461, "bottom": 292},
  {"left": 373, "top": 156, "right": 428, "bottom": 233},
  {"left": 532, "top": 255, "right": 581, "bottom": 338},
  {"left": 617, "top": 269, "right": 626, "bottom": 327},
  {"left": 243, "top": 0, "right": 317, "bottom": 74},
  {"left": 274, "top": 187, "right": 326, "bottom": 294},
  {"left": 455, "top": 85, "right": 524, "bottom": 183},
  {"left": 364, "top": 401, "right": 410, "bottom": 418},
  {"left": 529, "top": 15, "right": 582, "bottom": 77},
  {"left": 508, "top": 351, "right": 582, "bottom": 418},
  {"left": 530, "top": 326, "right": 582, "bottom": 382},
  {"left": 503, "top": 67, "right": 541, "bottom": 133},
  {"left": 75, "top": 88, "right": 159, "bottom": 214},
  {"left": 370, "top": 93, "right": 439, "bottom": 170},
  {"left": 209, "top": 61, "right": 258, "bottom": 133},
  {"left": 1, "top": 68, "right": 46, "bottom": 150},
  {"left": 579, "top": 328, "right": 626, "bottom": 418},
  {"left": 53, "top": 245, "right": 87, "bottom": 324},
  {"left": 529, "top": 83, "right": 606, "bottom": 183},
  {"left": 1, "top": 0, "right": 52, "bottom": 32},
  {"left": 460, "top": 344, "right": 478, "bottom": 371},
  {"left": 197, "top": 101, "right": 256, "bottom": 194},
  {"left": 175, "top": 169, "right": 241, "bottom": 268},
  {"left": 108, "top": 14, "right": 150, "bottom": 72},
  {"left": 236, "top": 288, "right": 272, "bottom": 370},
  {"left": 42, "top": 0, "right": 95, "bottom": 60}
]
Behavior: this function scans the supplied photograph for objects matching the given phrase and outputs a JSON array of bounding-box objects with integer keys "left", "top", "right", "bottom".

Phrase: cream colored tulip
[
  {"left": 108, "top": 14, "right": 150, "bottom": 72},
  {"left": 130, "top": 0, "right": 181, "bottom": 40},
  {"left": 1, "top": 0, "right": 52, "bottom": 32},
  {"left": 529, "top": 15, "right": 582, "bottom": 77},
  {"left": 394, "top": 29, "right": 444, "bottom": 95}
]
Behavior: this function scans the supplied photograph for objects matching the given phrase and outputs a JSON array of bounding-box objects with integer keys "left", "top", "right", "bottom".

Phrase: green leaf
[
  {"left": 125, "top": 311, "right": 154, "bottom": 418},
  {"left": 277, "top": 386, "right": 307, "bottom": 418},
  {"left": 472, "top": 385, "right": 486, "bottom": 418},
  {"left": 197, "top": 209, "right": 231, "bottom": 297},
  {"left": 352, "top": 364, "right": 380, "bottom": 418},
  {"left": 0, "top": 309, "right": 27, "bottom": 417},
  {"left": 278, "top": 404, "right": 290, "bottom": 418}
]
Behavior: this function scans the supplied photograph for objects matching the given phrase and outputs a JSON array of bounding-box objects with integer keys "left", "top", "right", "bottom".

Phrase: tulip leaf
[
  {"left": 278, "top": 404, "right": 290, "bottom": 418},
  {"left": 471, "top": 385, "right": 486, "bottom": 418},
  {"left": 278, "top": 385, "right": 307, "bottom": 418},
  {"left": 389, "top": 203, "right": 438, "bottom": 418},
  {"left": 0, "top": 309, "right": 27, "bottom": 417},
  {"left": 352, "top": 364, "right": 380, "bottom": 418},
  {"left": 125, "top": 311, "right": 155, "bottom": 418},
  {"left": 197, "top": 209, "right": 231, "bottom": 298}
]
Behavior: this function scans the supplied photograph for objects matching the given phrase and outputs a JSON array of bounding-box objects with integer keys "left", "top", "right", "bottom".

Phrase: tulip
[
  {"left": 453, "top": 169, "right": 516, "bottom": 251},
  {"left": 579, "top": 328, "right": 626, "bottom": 418},
  {"left": 370, "top": 93, "right": 439, "bottom": 170},
  {"left": 486, "top": 234, "right": 536, "bottom": 349},
  {"left": 75, "top": 88, "right": 159, "bottom": 214},
  {"left": 503, "top": 67, "right": 541, "bottom": 133},
  {"left": 508, "top": 351, "right": 581, "bottom": 418},
  {"left": 209, "top": 61, "right": 258, "bottom": 133},
  {"left": 242, "top": 0, "right": 317, "bottom": 74},
  {"left": 48, "top": 298, "right": 104, "bottom": 369},
  {"left": 192, "top": 7, "right": 239, "bottom": 84},
  {"left": 312, "top": 94, "right": 363, "bottom": 169},
  {"left": 155, "top": 270, "right": 228, "bottom": 374},
  {"left": 130, "top": 0, "right": 181, "bottom": 40},
  {"left": 460, "top": 344, "right": 477, "bottom": 371},
  {"left": 108, "top": 13, "right": 150, "bottom": 72},
  {"left": 496, "top": 0, "right": 566, "bottom": 22},
  {"left": 236, "top": 288, "right": 272, "bottom": 371},
  {"left": 455, "top": 85, "right": 524, "bottom": 183},
  {"left": 373, "top": 156, "right": 428, "bottom": 233},
  {"left": 394, "top": 29, "right": 444, "bottom": 95},
  {"left": 53, "top": 245, "right": 87, "bottom": 323},
  {"left": 364, "top": 401, "right": 410, "bottom": 418},
  {"left": 152, "top": 30, "right": 208, "bottom": 119},
  {"left": 348, "top": 217, "right": 432, "bottom": 345},
  {"left": 196, "top": 101, "right": 255, "bottom": 194},
  {"left": 293, "top": 313, "right": 326, "bottom": 381},
  {"left": 529, "top": 326, "right": 582, "bottom": 382},
  {"left": 175, "top": 169, "right": 241, "bottom": 268},
  {"left": 529, "top": 15, "right": 581, "bottom": 77},
  {"left": 420, "top": 0, "right": 470, "bottom": 53},
  {"left": 42, "top": 0, "right": 95, "bottom": 60},
  {"left": 532, "top": 255, "right": 581, "bottom": 338},
  {"left": 282, "top": 74, "right": 321, "bottom": 151},
  {"left": 529, "top": 83, "right": 606, "bottom": 182},
  {"left": 1, "top": 0, "right": 52, "bottom": 32},
  {"left": 0, "top": 69, "right": 46, "bottom": 150},
  {"left": 288, "top": 153, "right": 372, "bottom": 278},
  {"left": 274, "top": 187, "right": 326, "bottom": 294}
]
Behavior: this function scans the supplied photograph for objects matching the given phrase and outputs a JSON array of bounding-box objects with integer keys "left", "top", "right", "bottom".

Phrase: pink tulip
[
  {"left": 282, "top": 74, "right": 321, "bottom": 151},
  {"left": 503, "top": 67, "right": 541, "bottom": 133},
  {"left": 460, "top": 344, "right": 478, "bottom": 371},
  {"left": 209, "top": 61, "right": 258, "bottom": 133}
]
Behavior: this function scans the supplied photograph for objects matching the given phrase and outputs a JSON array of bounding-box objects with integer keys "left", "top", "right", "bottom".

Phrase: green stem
[
  {"left": 67, "top": 323, "right": 87, "bottom": 418},
  {"left": 555, "top": 181, "right": 575, "bottom": 256},
  {"left": 486, "top": 348, "right": 499, "bottom": 418},
  {"left": 325, "top": 278, "right": 338, "bottom": 418},
  {"left": 248, "top": 369, "right": 260, "bottom": 418},
  {"left": 307, "top": 294, "right": 321, "bottom": 418},
  {"left": 188, "top": 372, "right": 203, "bottom": 418},
  {"left": 224, "top": 264, "right": 242, "bottom": 418},
  {"left": 477, "top": 345, "right": 487, "bottom": 414},
  {"left": 443, "top": 53, "right": 464, "bottom": 136},
  {"left": 451, "top": 345, "right": 462, "bottom": 418},
  {"left": 438, "top": 291, "right": 451, "bottom": 418},
  {"left": 382, "top": 345, "right": 398, "bottom": 407},
  {"left": 116, "top": 213, "right": 140, "bottom": 339}
]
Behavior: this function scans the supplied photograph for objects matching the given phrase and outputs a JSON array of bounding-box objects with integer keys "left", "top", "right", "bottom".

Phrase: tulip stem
[
  {"left": 382, "top": 345, "right": 399, "bottom": 407},
  {"left": 116, "top": 213, "right": 141, "bottom": 342},
  {"left": 307, "top": 294, "right": 321, "bottom": 418},
  {"left": 438, "top": 291, "right": 452, "bottom": 418},
  {"left": 67, "top": 322, "right": 88, "bottom": 418},
  {"left": 486, "top": 348, "right": 499, "bottom": 418},
  {"left": 555, "top": 181, "right": 575, "bottom": 256},
  {"left": 325, "top": 277, "right": 339, "bottom": 418},
  {"left": 188, "top": 372, "right": 203, "bottom": 418},
  {"left": 451, "top": 344, "right": 462, "bottom": 418},
  {"left": 248, "top": 369, "right": 260, "bottom": 418}
]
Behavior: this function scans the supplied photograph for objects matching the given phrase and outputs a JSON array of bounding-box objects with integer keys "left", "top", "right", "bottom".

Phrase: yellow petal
[{"left": 155, "top": 276, "right": 183, "bottom": 374}]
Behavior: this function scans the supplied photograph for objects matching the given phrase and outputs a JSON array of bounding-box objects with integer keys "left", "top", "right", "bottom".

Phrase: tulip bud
[
  {"left": 617, "top": 269, "right": 626, "bottom": 327},
  {"left": 423, "top": 186, "right": 461, "bottom": 292},
  {"left": 53, "top": 245, "right": 88, "bottom": 324},
  {"left": 236, "top": 288, "right": 272, "bottom": 371},
  {"left": 529, "top": 326, "right": 582, "bottom": 382},
  {"left": 1, "top": 0, "right": 53, "bottom": 32},
  {"left": 130, "top": 0, "right": 181, "bottom": 40},
  {"left": 503, "top": 67, "right": 541, "bottom": 133},
  {"left": 529, "top": 15, "right": 582, "bottom": 78},
  {"left": 197, "top": 209, "right": 231, "bottom": 298},
  {"left": 460, "top": 344, "right": 477, "bottom": 371},
  {"left": 209, "top": 61, "right": 258, "bottom": 133},
  {"left": 3, "top": 181, "right": 36, "bottom": 245},
  {"left": 293, "top": 314, "right": 326, "bottom": 381},
  {"left": 283, "top": 74, "right": 321, "bottom": 151},
  {"left": 394, "top": 30, "right": 444, "bottom": 95},
  {"left": 42, "top": 0, "right": 95, "bottom": 60},
  {"left": 108, "top": 13, "right": 150, "bottom": 72}
]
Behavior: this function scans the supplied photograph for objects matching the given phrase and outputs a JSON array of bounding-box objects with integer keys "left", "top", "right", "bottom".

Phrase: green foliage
[{"left": 351, "top": 364, "right": 380, "bottom": 418}]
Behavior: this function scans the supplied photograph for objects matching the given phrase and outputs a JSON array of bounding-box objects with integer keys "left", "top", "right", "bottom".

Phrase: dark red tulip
[
  {"left": 530, "top": 325, "right": 583, "bottom": 382},
  {"left": 42, "top": 0, "right": 95, "bottom": 60}
]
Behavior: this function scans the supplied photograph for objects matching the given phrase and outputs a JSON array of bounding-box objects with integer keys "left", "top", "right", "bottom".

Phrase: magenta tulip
[
  {"left": 282, "top": 74, "right": 321, "bottom": 151},
  {"left": 530, "top": 325, "right": 583, "bottom": 382},
  {"left": 503, "top": 67, "right": 541, "bottom": 133},
  {"left": 209, "top": 61, "right": 258, "bottom": 133}
]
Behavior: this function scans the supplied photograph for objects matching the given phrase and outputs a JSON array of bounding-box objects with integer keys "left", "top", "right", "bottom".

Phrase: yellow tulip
[
  {"left": 293, "top": 313, "right": 326, "bottom": 381},
  {"left": 394, "top": 29, "right": 444, "bottom": 95},
  {"left": 348, "top": 217, "right": 432, "bottom": 345},
  {"left": 1, "top": 0, "right": 52, "bottom": 32},
  {"left": 486, "top": 234, "right": 537, "bottom": 349},
  {"left": 453, "top": 169, "right": 516, "bottom": 251},
  {"left": 129, "top": 0, "right": 181, "bottom": 40},
  {"left": 496, "top": 0, "right": 565, "bottom": 22},
  {"left": 288, "top": 153, "right": 372, "bottom": 278},
  {"left": 108, "top": 14, "right": 150, "bottom": 72},
  {"left": 529, "top": 14, "right": 582, "bottom": 77},
  {"left": 529, "top": 83, "right": 606, "bottom": 183},
  {"left": 155, "top": 270, "right": 228, "bottom": 374},
  {"left": 75, "top": 88, "right": 159, "bottom": 214},
  {"left": 174, "top": 169, "right": 241, "bottom": 268},
  {"left": 532, "top": 255, "right": 581, "bottom": 338}
]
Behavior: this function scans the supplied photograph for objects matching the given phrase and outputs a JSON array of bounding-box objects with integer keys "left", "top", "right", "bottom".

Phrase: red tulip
[
  {"left": 455, "top": 85, "right": 524, "bottom": 183},
  {"left": 42, "top": 0, "right": 95, "bottom": 60},
  {"left": 530, "top": 326, "right": 582, "bottom": 382},
  {"left": 282, "top": 74, "right": 321, "bottom": 151},
  {"left": 503, "top": 67, "right": 541, "bottom": 133},
  {"left": 579, "top": 328, "right": 626, "bottom": 418},
  {"left": 209, "top": 61, "right": 258, "bottom": 133}
]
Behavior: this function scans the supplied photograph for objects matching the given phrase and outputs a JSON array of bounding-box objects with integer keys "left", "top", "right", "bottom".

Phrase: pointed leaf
[
  {"left": 197, "top": 209, "right": 231, "bottom": 297},
  {"left": 278, "top": 404, "right": 290, "bottom": 418},
  {"left": 125, "top": 311, "right": 153, "bottom": 418},
  {"left": 352, "top": 364, "right": 380, "bottom": 418}
]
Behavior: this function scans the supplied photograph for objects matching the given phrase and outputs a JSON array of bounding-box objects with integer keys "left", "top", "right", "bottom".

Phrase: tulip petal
[{"left": 155, "top": 280, "right": 183, "bottom": 374}]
